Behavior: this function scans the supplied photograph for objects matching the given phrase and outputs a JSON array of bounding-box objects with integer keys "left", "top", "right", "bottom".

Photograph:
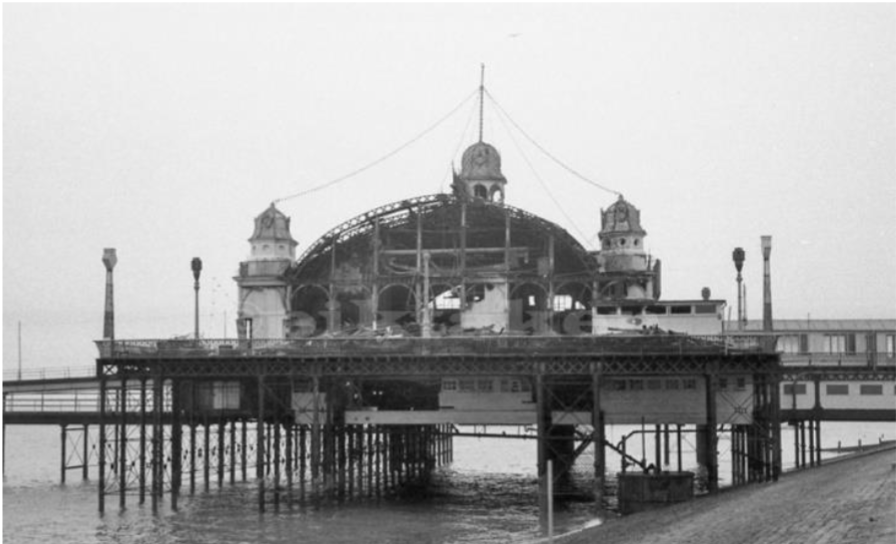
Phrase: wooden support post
[
  {"left": 257, "top": 375, "right": 266, "bottom": 512},
  {"left": 189, "top": 423, "right": 196, "bottom": 496},
  {"left": 800, "top": 420, "right": 806, "bottom": 469},
  {"left": 61, "top": 424, "right": 67, "bottom": 485},
  {"left": 536, "top": 370, "right": 550, "bottom": 533},
  {"left": 311, "top": 376, "right": 322, "bottom": 500},
  {"left": 230, "top": 420, "right": 236, "bottom": 484},
  {"left": 83, "top": 424, "right": 90, "bottom": 481},
  {"left": 98, "top": 376, "right": 107, "bottom": 513},
  {"left": 299, "top": 425, "right": 307, "bottom": 502},
  {"left": 677, "top": 424, "right": 683, "bottom": 473},
  {"left": 203, "top": 417, "right": 210, "bottom": 492},
  {"left": 771, "top": 371, "right": 782, "bottom": 481},
  {"left": 375, "top": 427, "right": 382, "bottom": 498},
  {"left": 814, "top": 419, "right": 822, "bottom": 466},
  {"left": 591, "top": 365, "right": 604, "bottom": 510},
  {"left": 663, "top": 424, "right": 671, "bottom": 468},
  {"left": 171, "top": 380, "right": 182, "bottom": 511},
  {"left": 142, "top": 379, "right": 149, "bottom": 502},
  {"left": 119, "top": 378, "right": 127, "bottom": 509},
  {"left": 654, "top": 424, "right": 662, "bottom": 472},
  {"left": 367, "top": 427, "right": 374, "bottom": 498},
  {"left": 151, "top": 375, "right": 162, "bottom": 512},
  {"left": 704, "top": 371, "right": 718, "bottom": 493},
  {"left": 241, "top": 419, "right": 248, "bottom": 482},
  {"left": 274, "top": 418, "right": 281, "bottom": 510},
  {"left": 286, "top": 423, "right": 293, "bottom": 505},
  {"left": 808, "top": 419, "right": 815, "bottom": 467},
  {"left": 217, "top": 418, "right": 225, "bottom": 487}
]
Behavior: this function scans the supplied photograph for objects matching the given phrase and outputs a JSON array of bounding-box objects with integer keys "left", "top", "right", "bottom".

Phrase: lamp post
[
  {"left": 732, "top": 247, "right": 745, "bottom": 331},
  {"left": 102, "top": 248, "right": 118, "bottom": 356},
  {"left": 192, "top": 257, "right": 202, "bottom": 340},
  {"left": 761, "top": 236, "right": 772, "bottom": 333}
]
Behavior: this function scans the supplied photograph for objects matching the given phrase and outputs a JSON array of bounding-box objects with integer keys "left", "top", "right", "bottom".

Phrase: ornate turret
[
  {"left": 235, "top": 203, "right": 297, "bottom": 340},
  {"left": 453, "top": 141, "right": 507, "bottom": 202},
  {"left": 248, "top": 203, "right": 298, "bottom": 261},
  {"left": 599, "top": 196, "right": 647, "bottom": 253},
  {"left": 595, "top": 196, "right": 660, "bottom": 300}
]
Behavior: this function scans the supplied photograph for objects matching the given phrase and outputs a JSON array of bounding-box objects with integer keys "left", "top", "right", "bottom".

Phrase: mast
[{"left": 478, "top": 63, "right": 485, "bottom": 143}]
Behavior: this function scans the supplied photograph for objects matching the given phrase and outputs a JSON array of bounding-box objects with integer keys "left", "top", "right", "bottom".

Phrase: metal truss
[
  {"left": 98, "top": 352, "right": 776, "bottom": 381},
  {"left": 781, "top": 366, "right": 896, "bottom": 382}
]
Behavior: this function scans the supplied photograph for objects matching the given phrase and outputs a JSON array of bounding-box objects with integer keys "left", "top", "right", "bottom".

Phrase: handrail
[
  {"left": 93, "top": 334, "right": 770, "bottom": 359},
  {"left": 2, "top": 366, "right": 96, "bottom": 383}
]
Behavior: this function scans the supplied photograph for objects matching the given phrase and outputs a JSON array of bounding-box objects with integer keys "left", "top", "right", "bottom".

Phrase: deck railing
[
  {"left": 2, "top": 366, "right": 96, "bottom": 383},
  {"left": 94, "top": 334, "right": 769, "bottom": 359}
]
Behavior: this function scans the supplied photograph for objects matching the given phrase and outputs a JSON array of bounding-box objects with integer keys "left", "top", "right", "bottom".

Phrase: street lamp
[
  {"left": 192, "top": 257, "right": 202, "bottom": 340},
  {"left": 761, "top": 236, "right": 773, "bottom": 334},
  {"left": 732, "top": 247, "right": 745, "bottom": 331}
]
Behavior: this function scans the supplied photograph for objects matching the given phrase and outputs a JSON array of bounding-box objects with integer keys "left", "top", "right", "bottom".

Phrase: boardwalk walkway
[{"left": 558, "top": 446, "right": 896, "bottom": 544}]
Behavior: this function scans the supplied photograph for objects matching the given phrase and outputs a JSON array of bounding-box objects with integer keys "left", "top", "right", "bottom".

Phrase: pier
[{"left": 4, "top": 335, "right": 894, "bottom": 526}]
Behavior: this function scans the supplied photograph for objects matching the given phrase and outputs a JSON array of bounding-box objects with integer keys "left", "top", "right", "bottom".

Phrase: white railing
[{"left": 3, "top": 366, "right": 96, "bottom": 382}]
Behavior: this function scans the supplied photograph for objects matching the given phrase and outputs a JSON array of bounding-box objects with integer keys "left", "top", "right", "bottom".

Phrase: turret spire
[{"left": 478, "top": 63, "right": 485, "bottom": 143}]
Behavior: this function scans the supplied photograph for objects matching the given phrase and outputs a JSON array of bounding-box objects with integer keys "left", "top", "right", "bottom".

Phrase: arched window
[
  {"left": 474, "top": 184, "right": 488, "bottom": 199},
  {"left": 489, "top": 185, "right": 504, "bottom": 203}
]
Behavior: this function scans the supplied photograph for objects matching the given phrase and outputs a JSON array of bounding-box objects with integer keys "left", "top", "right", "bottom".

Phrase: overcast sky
[{"left": 4, "top": 3, "right": 895, "bottom": 372}]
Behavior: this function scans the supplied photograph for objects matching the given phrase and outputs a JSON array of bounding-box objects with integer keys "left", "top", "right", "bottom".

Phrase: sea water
[{"left": 3, "top": 422, "right": 893, "bottom": 544}]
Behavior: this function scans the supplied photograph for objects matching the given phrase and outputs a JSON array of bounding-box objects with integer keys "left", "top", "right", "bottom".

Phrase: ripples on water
[
  {"left": 3, "top": 427, "right": 598, "bottom": 544},
  {"left": 4, "top": 422, "right": 893, "bottom": 543}
]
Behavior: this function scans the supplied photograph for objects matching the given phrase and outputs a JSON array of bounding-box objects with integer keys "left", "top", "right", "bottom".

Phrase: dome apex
[
  {"left": 600, "top": 195, "right": 646, "bottom": 236},
  {"left": 459, "top": 141, "right": 506, "bottom": 182}
]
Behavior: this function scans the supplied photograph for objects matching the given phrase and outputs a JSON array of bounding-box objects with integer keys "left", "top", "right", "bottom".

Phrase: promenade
[{"left": 558, "top": 446, "right": 896, "bottom": 544}]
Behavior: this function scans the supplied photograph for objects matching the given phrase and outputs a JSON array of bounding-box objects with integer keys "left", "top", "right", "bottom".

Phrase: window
[
  {"left": 459, "top": 379, "right": 475, "bottom": 392},
  {"left": 887, "top": 334, "right": 895, "bottom": 358},
  {"left": 597, "top": 307, "right": 618, "bottom": 315},
  {"left": 694, "top": 305, "right": 716, "bottom": 314},
  {"left": 647, "top": 379, "right": 662, "bottom": 390},
  {"left": 826, "top": 384, "right": 849, "bottom": 395},
  {"left": 500, "top": 379, "right": 510, "bottom": 393},
  {"left": 859, "top": 384, "right": 883, "bottom": 396},
  {"left": 799, "top": 334, "right": 809, "bottom": 354},
  {"left": 553, "top": 295, "right": 573, "bottom": 312},
  {"left": 665, "top": 379, "right": 680, "bottom": 390},
  {"left": 783, "top": 383, "right": 807, "bottom": 395},
  {"left": 646, "top": 306, "right": 667, "bottom": 315},
  {"left": 474, "top": 184, "right": 488, "bottom": 199},
  {"left": 735, "top": 377, "right": 747, "bottom": 391},
  {"left": 671, "top": 305, "right": 691, "bottom": 315},
  {"left": 718, "top": 378, "right": 728, "bottom": 390},
  {"left": 611, "top": 380, "right": 627, "bottom": 391},
  {"left": 477, "top": 379, "right": 494, "bottom": 393},
  {"left": 442, "top": 379, "right": 457, "bottom": 391},
  {"left": 682, "top": 379, "right": 697, "bottom": 390},
  {"left": 778, "top": 335, "right": 802, "bottom": 354},
  {"left": 824, "top": 334, "right": 855, "bottom": 354}
]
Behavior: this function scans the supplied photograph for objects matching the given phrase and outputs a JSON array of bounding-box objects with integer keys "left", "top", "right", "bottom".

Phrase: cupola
[
  {"left": 248, "top": 203, "right": 298, "bottom": 261},
  {"left": 453, "top": 141, "right": 507, "bottom": 202},
  {"left": 598, "top": 195, "right": 647, "bottom": 252}
]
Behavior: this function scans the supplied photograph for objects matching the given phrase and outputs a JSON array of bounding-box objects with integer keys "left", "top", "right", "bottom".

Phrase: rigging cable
[
  {"left": 485, "top": 90, "right": 622, "bottom": 197},
  {"left": 273, "top": 88, "right": 480, "bottom": 205},
  {"left": 491, "top": 97, "right": 593, "bottom": 248}
]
